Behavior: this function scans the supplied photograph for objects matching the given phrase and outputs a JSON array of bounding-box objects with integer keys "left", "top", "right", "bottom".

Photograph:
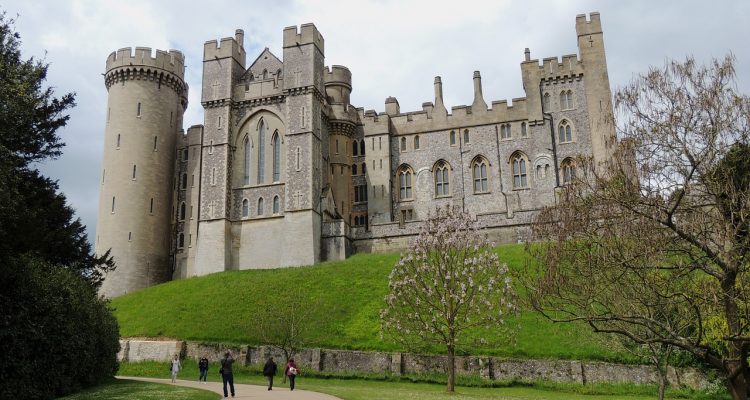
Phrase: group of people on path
[{"left": 169, "top": 351, "right": 300, "bottom": 397}]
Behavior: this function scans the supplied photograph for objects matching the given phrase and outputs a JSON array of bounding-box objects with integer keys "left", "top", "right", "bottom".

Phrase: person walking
[
  {"left": 170, "top": 354, "right": 181, "bottom": 383},
  {"left": 263, "top": 356, "right": 278, "bottom": 390},
  {"left": 220, "top": 351, "right": 235, "bottom": 398},
  {"left": 285, "top": 358, "right": 299, "bottom": 391},
  {"left": 198, "top": 354, "right": 209, "bottom": 384}
]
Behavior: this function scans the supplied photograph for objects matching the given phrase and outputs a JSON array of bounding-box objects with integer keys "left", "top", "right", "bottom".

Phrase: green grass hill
[{"left": 111, "top": 244, "right": 631, "bottom": 362}]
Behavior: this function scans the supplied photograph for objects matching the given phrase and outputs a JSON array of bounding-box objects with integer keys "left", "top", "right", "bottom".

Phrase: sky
[{"left": 4, "top": 0, "right": 749, "bottom": 243}]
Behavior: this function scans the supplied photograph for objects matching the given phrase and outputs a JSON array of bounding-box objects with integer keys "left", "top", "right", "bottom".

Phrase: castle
[{"left": 96, "top": 12, "right": 616, "bottom": 297}]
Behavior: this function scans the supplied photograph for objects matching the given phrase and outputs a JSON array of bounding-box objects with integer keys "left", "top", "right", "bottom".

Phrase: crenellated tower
[{"left": 97, "top": 47, "right": 188, "bottom": 297}]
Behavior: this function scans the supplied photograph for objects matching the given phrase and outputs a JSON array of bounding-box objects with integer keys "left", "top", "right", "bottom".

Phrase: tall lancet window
[
  {"left": 272, "top": 131, "right": 280, "bottom": 182},
  {"left": 243, "top": 136, "right": 251, "bottom": 185},
  {"left": 257, "top": 120, "right": 266, "bottom": 183}
]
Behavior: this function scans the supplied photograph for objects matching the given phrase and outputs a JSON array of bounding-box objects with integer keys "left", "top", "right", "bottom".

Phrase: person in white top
[{"left": 170, "top": 354, "right": 182, "bottom": 383}]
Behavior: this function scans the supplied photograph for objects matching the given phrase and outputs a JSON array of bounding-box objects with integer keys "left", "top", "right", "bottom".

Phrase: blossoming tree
[{"left": 380, "top": 206, "right": 516, "bottom": 392}]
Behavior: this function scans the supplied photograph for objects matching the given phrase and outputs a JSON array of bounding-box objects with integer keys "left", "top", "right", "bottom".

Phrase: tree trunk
[
  {"left": 446, "top": 344, "right": 455, "bottom": 392},
  {"left": 727, "top": 371, "right": 748, "bottom": 400},
  {"left": 658, "top": 376, "right": 666, "bottom": 400}
]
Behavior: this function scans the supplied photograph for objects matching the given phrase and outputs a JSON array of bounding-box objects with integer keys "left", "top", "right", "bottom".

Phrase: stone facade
[{"left": 97, "top": 12, "right": 616, "bottom": 295}]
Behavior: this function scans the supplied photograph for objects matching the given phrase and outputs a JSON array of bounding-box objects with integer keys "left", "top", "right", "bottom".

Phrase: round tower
[
  {"left": 96, "top": 47, "right": 188, "bottom": 297},
  {"left": 325, "top": 66, "right": 355, "bottom": 223}
]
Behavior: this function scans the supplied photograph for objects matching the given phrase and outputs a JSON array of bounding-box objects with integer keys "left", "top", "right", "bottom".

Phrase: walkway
[{"left": 118, "top": 376, "right": 343, "bottom": 400}]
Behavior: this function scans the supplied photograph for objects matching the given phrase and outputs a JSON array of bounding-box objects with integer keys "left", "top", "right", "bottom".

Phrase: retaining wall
[{"left": 118, "top": 338, "right": 709, "bottom": 389}]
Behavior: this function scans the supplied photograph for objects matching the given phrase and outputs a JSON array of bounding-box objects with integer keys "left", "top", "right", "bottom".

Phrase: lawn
[
  {"left": 111, "top": 244, "right": 630, "bottom": 362},
  {"left": 57, "top": 378, "right": 218, "bottom": 400},
  {"left": 118, "top": 361, "right": 726, "bottom": 400}
]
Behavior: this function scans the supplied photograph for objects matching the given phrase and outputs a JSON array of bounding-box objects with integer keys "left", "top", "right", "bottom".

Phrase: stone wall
[{"left": 119, "top": 339, "right": 709, "bottom": 390}]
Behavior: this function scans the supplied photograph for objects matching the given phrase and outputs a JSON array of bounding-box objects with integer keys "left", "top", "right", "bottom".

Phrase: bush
[{"left": 0, "top": 256, "right": 120, "bottom": 399}]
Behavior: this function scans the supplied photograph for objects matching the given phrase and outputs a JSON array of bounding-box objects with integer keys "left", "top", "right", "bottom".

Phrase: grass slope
[{"left": 112, "top": 245, "right": 627, "bottom": 361}]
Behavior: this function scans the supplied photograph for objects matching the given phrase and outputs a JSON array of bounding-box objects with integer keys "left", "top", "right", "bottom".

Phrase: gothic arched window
[
  {"left": 179, "top": 202, "right": 186, "bottom": 221},
  {"left": 511, "top": 152, "right": 529, "bottom": 189},
  {"left": 521, "top": 122, "right": 527, "bottom": 137},
  {"left": 272, "top": 131, "right": 281, "bottom": 182},
  {"left": 178, "top": 233, "right": 184, "bottom": 248},
  {"left": 360, "top": 140, "right": 365, "bottom": 155},
  {"left": 434, "top": 161, "right": 450, "bottom": 197},
  {"left": 242, "top": 198, "right": 249, "bottom": 217},
  {"left": 361, "top": 162, "right": 366, "bottom": 174},
  {"left": 352, "top": 164, "right": 358, "bottom": 175},
  {"left": 243, "top": 136, "right": 251, "bottom": 185},
  {"left": 397, "top": 165, "right": 413, "bottom": 200},
  {"left": 414, "top": 135, "right": 420, "bottom": 150},
  {"left": 561, "top": 158, "right": 577, "bottom": 185},
  {"left": 472, "top": 157, "right": 489, "bottom": 193},
  {"left": 558, "top": 120, "right": 573, "bottom": 143},
  {"left": 181, "top": 173, "right": 187, "bottom": 189},
  {"left": 543, "top": 92, "right": 551, "bottom": 111},
  {"left": 560, "top": 90, "right": 574, "bottom": 109},
  {"left": 257, "top": 120, "right": 266, "bottom": 183},
  {"left": 352, "top": 140, "right": 359, "bottom": 156},
  {"left": 257, "top": 197, "right": 265, "bottom": 216},
  {"left": 400, "top": 137, "right": 407, "bottom": 152},
  {"left": 273, "top": 195, "right": 280, "bottom": 214}
]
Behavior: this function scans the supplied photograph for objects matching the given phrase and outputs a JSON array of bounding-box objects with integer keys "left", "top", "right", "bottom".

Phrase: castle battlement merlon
[
  {"left": 576, "top": 12, "right": 602, "bottom": 36},
  {"left": 106, "top": 47, "right": 185, "bottom": 79},
  {"left": 283, "top": 23, "right": 324, "bottom": 53},
  {"left": 203, "top": 31, "right": 246, "bottom": 66}
]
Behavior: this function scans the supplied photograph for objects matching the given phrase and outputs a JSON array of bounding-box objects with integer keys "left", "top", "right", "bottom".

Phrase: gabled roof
[{"left": 242, "top": 47, "right": 283, "bottom": 81}]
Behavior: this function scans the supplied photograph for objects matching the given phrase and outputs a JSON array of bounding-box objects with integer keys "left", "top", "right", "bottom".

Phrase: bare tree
[
  {"left": 380, "top": 206, "right": 516, "bottom": 392},
  {"left": 256, "top": 290, "right": 314, "bottom": 381},
  {"left": 526, "top": 55, "right": 750, "bottom": 400}
]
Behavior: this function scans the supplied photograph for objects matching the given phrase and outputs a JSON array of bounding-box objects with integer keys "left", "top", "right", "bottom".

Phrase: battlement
[
  {"left": 203, "top": 33, "right": 246, "bottom": 65},
  {"left": 521, "top": 53, "right": 583, "bottom": 80},
  {"left": 324, "top": 65, "right": 352, "bottom": 89},
  {"left": 106, "top": 47, "right": 185, "bottom": 79},
  {"left": 576, "top": 12, "right": 602, "bottom": 36},
  {"left": 283, "top": 23, "right": 324, "bottom": 53}
]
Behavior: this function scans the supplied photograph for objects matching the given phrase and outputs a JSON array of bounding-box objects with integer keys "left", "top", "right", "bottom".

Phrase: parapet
[
  {"left": 324, "top": 65, "right": 352, "bottom": 89},
  {"left": 106, "top": 47, "right": 185, "bottom": 79},
  {"left": 283, "top": 23, "right": 324, "bottom": 53},
  {"left": 203, "top": 33, "right": 246, "bottom": 66},
  {"left": 576, "top": 12, "right": 602, "bottom": 36}
]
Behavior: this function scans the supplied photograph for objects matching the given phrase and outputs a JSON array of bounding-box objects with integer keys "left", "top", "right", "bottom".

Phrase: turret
[
  {"left": 433, "top": 76, "right": 448, "bottom": 118},
  {"left": 324, "top": 65, "right": 352, "bottom": 105},
  {"left": 97, "top": 47, "right": 188, "bottom": 297},
  {"left": 471, "top": 71, "right": 488, "bottom": 113}
]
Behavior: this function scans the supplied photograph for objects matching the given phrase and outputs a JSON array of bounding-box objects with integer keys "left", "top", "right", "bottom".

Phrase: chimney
[
  {"left": 235, "top": 29, "right": 244, "bottom": 48},
  {"left": 524, "top": 48, "right": 531, "bottom": 62},
  {"left": 433, "top": 76, "right": 447, "bottom": 118},
  {"left": 471, "top": 71, "right": 488, "bottom": 112},
  {"left": 385, "top": 96, "right": 400, "bottom": 116}
]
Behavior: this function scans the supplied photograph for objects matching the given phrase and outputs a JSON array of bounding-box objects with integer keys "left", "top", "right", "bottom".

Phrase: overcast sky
[{"left": 4, "top": 0, "right": 749, "bottom": 243}]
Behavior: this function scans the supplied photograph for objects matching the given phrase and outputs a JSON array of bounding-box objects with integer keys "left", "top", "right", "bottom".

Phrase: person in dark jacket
[
  {"left": 262, "top": 356, "right": 278, "bottom": 390},
  {"left": 220, "top": 351, "right": 235, "bottom": 398},
  {"left": 198, "top": 354, "right": 209, "bottom": 383},
  {"left": 284, "top": 358, "right": 299, "bottom": 391}
]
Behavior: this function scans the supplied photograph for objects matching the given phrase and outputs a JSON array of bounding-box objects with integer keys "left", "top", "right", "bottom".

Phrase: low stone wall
[{"left": 118, "top": 338, "right": 709, "bottom": 390}]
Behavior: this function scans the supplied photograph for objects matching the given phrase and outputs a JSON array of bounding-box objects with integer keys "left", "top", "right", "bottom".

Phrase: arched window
[
  {"left": 414, "top": 135, "right": 420, "bottom": 150},
  {"left": 242, "top": 136, "right": 251, "bottom": 185},
  {"left": 397, "top": 165, "right": 413, "bottom": 200},
  {"left": 561, "top": 158, "right": 577, "bottom": 185},
  {"left": 181, "top": 173, "right": 187, "bottom": 189},
  {"left": 352, "top": 164, "right": 358, "bottom": 175},
  {"left": 521, "top": 122, "right": 527, "bottom": 137},
  {"left": 511, "top": 153, "right": 528, "bottom": 189},
  {"left": 360, "top": 140, "right": 365, "bottom": 155},
  {"left": 272, "top": 131, "right": 281, "bottom": 182},
  {"left": 560, "top": 90, "right": 573, "bottom": 109},
  {"left": 352, "top": 140, "right": 359, "bottom": 156},
  {"left": 463, "top": 129, "right": 470, "bottom": 143},
  {"left": 543, "top": 92, "right": 551, "bottom": 111},
  {"left": 257, "top": 197, "right": 265, "bottom": 216},
  {"left": 242, "top": 198, "right": 249, "bottom": 217},
  {"left": 558, "top": 120, "right": 572, "bottom": 143},
  {"left": 179, "top": 202, "right": 186, "bottom": 221},
  {"left": 273, "top": 195, "right": 280, "bottom": 214},
  {"left": 450, "top": 131, "right": 456, "bottom": 145},
  {"left": 182, "top": 148, "right": 189, "bottom": 161},
  {"left": 263, "top": 69, "right": 268, "bottom": 79},
  {"left": 277, "top": 69, "right": 282, "bottom": 79},
  {"left": 361, "top": 163, "right": 366, "bottom": 174},
  {"left": 400, "top": 137, "right": 406, "bottom": 152},
  {"left": 257, "top": 120, "right": 266, "bottom": 183},
  {"left": 500, "top": 124, "right": 511, "bottom": 139},
  {"left": 434, "top": 161, "right": 450, "bottom": 197},
  {"left": 472, "top": 157, "right": 489, "bottom": 193},
  {"left": 178, "top": 233, "right": 184, "bottom": 248}
]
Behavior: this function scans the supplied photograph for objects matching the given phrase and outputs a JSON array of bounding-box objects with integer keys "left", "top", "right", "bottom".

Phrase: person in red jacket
[{"left": 284, "top": 358, "right": 299, "bottom": 391}]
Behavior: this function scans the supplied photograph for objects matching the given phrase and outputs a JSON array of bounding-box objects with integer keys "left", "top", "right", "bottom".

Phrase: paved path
[{"left": 117, "top": 376, "right": 343, "bottom": 400}]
